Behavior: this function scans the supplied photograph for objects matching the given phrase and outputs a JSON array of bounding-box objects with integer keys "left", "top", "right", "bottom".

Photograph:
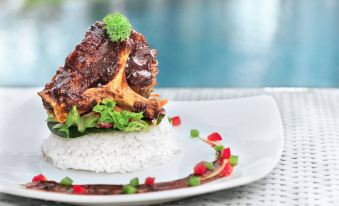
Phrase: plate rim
[{"left": 0, "top": 95, "right": 284, "bottom": 204}]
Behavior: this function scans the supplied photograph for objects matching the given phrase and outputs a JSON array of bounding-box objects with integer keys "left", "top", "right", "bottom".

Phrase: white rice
[{"left": 41, "top": 118, "right": 181, "bottom": 173}]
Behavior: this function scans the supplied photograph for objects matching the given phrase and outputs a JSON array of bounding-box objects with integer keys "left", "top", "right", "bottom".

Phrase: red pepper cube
[
  {"left": 220, "top": 162, "right": 233, "bottom": 177},
  {"left": 207, "top": 132, "right": 222, "bottom": 141},
  {"left": 194, "top": 161, "right": 207, "bottom": 176},
  {"left": 222, "top": 147, "right": 231, "bottom": 159},
  {"left": 171, "top": 116, "right": 181, "bottom": 126},
  {"left": 32, "top": 174, "right": 47, "bottom": 182},
  {"left": 72, "top": 185, "right": 85, "bottom": 194},
  {"left": 144, "top": 177, "right": 155, "bottom": 186}
]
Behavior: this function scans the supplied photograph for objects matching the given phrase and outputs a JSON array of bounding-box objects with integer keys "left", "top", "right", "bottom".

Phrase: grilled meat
[{"left": 38, "top": 22, "right": 160, "bottom": 123}]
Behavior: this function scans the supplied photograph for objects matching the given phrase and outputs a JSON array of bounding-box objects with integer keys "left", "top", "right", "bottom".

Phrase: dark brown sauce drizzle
[{"left": 24, "top": 140, "right": 233, "bottom": 195}]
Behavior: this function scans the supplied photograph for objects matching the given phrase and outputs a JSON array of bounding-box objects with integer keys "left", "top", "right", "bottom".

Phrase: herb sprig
[{"left": 103, "top": 13, "right": 132, "bottom": 42}]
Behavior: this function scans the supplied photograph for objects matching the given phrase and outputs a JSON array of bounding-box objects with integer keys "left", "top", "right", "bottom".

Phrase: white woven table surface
[{"left": 1, "top": 87, "right": 339, "bottom": 206}]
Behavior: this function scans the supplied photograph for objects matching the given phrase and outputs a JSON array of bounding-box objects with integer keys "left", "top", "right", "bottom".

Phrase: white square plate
[{"left": 0, "top": 90, "right": 283, "bottom": 206}]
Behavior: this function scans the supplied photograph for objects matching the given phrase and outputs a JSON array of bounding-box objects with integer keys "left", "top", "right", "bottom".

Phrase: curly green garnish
[{"left": 103, "top": 13, "right": 132, "bottom": 42}]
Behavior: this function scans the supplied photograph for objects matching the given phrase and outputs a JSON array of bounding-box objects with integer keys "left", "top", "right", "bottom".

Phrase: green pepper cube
[
  {"left": 215, "top": 145, "right": 224, "bottom": 152},
  {"left": 230, "top": 155, "right": 238, "bottom": 166},
  {"left": 122, "top": 185, "right": 137, "bottom": 194},
  {"left": 204, "top": 161, "right": 214, "bottom": 170},
  {"left": 60, "top": 177, "right": 73, "bottom": 186},
  {"left": 167, "top": 117, "right": 172, "bottom": 124},
  {"left": 190, "top": 129, "right": 199, "bottom": 138},
  {"left": 188, "top": 176, "right": 201, "bottom": 187},
  {"left": 129, "top": 177, "right": 139, "bottom": 187}
]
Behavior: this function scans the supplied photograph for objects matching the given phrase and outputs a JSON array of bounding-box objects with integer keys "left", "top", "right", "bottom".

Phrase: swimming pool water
[{"left": 0, "top": 0, "right": 338, "bottom": 87}]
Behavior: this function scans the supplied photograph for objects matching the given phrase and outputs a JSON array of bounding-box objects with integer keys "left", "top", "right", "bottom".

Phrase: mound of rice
[{"left": 42, "top": 118, "right": 181, "bottom": 173}]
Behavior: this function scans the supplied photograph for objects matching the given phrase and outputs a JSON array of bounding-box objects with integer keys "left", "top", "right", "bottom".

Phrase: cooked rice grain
[{"left": 42, "top": 119, "right": 181, "bottom": 173}]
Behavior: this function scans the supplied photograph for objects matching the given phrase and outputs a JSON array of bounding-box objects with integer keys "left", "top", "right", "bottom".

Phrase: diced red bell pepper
[
  {"left": 32, "top": 174, "right": 47, "bottom": 182},
  {"left": 222, "top": 147, "right": 231, "bottom": 159},
  {"left": 72, "top": 185, "right": 85, "bottom": 194},
  {"left": 144, "top": 177, "right": 155, "bottom": 186},
  {"left": 207, "top": 132, "right": 222, "bottom": 141},
  {"left": 171, "top": 116, "right": 181, "bottom": 126},
  {"left": 194, "top": 161, "right": 207, "bottom": 176},
  {"left": 219, "top": 162, "right": 233, "bottom": 177}
]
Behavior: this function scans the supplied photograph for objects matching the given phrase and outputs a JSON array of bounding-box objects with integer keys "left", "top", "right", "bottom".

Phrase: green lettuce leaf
[
  {"left": 47, "top": 99, "right": 150, "bottom": 138},
  {"left": 110, "top": 110, "right": 147, "bottom": 131},
  {"left": 123, "top": 121, "right": 150, "bottom": 132},
  {"left": 93, "top": 99, "right": 116, "bottom": 123}
]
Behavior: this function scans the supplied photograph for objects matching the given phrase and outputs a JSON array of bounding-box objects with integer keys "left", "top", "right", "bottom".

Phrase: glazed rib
[{"left": 38, "top": 22, "right": 160, "bottom": 123}]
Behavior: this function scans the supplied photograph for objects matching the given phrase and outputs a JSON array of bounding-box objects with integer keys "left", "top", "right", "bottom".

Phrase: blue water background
[{"left": 0, "top": 0, "right": 338, "bottom": 87}]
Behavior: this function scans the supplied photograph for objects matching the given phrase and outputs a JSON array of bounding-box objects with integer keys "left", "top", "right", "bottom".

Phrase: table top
[{"left": 1, "top": 87, "right": 339, "bottom": 206}]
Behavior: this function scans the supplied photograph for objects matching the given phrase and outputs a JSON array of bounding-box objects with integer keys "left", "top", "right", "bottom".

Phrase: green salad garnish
[
  {"left": 60, "top": 177, "right": 73, "bottom": 186},
  {"left": 48, "top": 99, "right": 149, "bottom": 138},
  {"left": 188, "top": 176, "right": 201, "bottom": 187},
  {"left": 204, "top": 161, "right": 214, "bottom": 170},
  {"left": 103, "top": 13, "right": 132, "bottom": 42},
  {"left": 122, "top": 184, "right": 137, "bottom": 194},
  {"left": 129, "top": 177, "right": 139, "bottom": 187},
  {"left": 190, "top": 129, "right": 199, "bottom": 138}
]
